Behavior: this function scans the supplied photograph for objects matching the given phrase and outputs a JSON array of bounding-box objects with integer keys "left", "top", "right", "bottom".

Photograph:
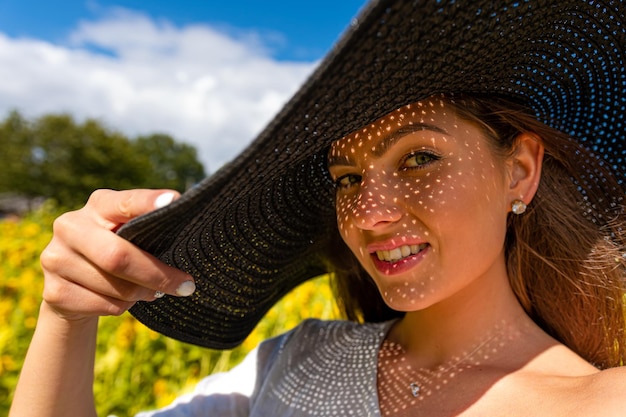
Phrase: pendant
[{"left": 410, "top": 382, "right": 421, "bottom": 397}]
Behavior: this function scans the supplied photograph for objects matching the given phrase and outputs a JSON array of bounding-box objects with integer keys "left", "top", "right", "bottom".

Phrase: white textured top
[{"left": 134, "top": 319, "right": 394, "bottom": 417}]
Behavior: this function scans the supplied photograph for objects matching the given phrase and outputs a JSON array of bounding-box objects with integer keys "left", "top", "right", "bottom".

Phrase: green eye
[
  {"left": 336, "top": 174, "right": 361, "bottom": 189},
  {"left": 404, "top": 151, "right": 439, "bottom": 168}
]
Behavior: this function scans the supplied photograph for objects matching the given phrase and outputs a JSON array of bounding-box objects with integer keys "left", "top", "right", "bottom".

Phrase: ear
[{"left": 506, "top": 132, "right": 544, "bottom": 209}]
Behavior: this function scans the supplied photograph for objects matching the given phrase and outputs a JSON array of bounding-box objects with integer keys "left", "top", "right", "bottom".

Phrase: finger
[
  {"left": 50, "top": 212, "right": 195, "bottom": 297},
  {"left": 85, "top": 189, "right": 180, "bottom": 230},
  {"left": 42, "top": 243, "right": 159, "bottom": 303},
  {"left": 43, "top": 270, "right": 138, "bottom": 319}
]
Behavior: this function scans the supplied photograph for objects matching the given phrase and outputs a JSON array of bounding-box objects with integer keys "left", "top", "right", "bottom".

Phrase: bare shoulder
[
  {"left": 542, "top": 345, "right": 626, "bottom": 416},
  {"left": 535, "top": 361, "right": 626, "bottom": 416},
  {"left": 582, "top": 367, "right": 626, "bottom": 415},
  {"left": 588, "top": 366, "right": 626, "bottom": 387},
  {"left": 499, "top": 345, "right": 626, "bottom": 416}
]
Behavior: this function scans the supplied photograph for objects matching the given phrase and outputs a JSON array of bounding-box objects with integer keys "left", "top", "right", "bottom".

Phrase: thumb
[
  {"left": 154, "top": 191, "right": 178, "bottom": 209},
  {"left": 85, "top": 189, "right": 181, "bottom": 230}
]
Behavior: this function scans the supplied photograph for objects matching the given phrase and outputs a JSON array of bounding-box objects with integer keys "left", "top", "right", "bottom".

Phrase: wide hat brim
[{"left": 118, "top": 0, "right": 626, "bottom": 349}]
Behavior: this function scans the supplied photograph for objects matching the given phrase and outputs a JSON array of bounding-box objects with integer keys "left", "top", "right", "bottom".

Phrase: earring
[{"left": 511, "top": 199, "right": 527, "bottom": 215}]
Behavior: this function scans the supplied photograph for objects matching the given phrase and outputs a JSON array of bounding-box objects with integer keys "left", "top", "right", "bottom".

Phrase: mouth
[{"left": 374, "top": 243, "right": 429, "bottom": 263}]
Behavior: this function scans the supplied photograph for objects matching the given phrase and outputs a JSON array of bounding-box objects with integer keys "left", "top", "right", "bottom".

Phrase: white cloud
[{"left": 0, "top": 7, "right": 317, "bottom": 171}]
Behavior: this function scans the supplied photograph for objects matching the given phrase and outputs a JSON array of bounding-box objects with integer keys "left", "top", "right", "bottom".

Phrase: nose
[{"left": 350, "top": 179, "right": 403, "bottom": 230}]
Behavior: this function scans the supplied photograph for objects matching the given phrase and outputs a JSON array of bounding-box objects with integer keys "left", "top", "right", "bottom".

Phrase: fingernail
[
  {"left": 176, "top": 280, "right": 196, "bottom": 297},
  {"left": 155, "top": 192, "right": 176, "bottom": 209}
]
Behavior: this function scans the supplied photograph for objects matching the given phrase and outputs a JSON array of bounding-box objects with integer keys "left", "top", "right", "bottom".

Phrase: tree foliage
[{"left": 0, "top": 111, "right": 206, "bottom": 209}]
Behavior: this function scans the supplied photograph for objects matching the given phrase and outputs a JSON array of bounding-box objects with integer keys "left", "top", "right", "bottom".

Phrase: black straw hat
[{"left": 118, "top": 0, "right": 626, "bottom": 349}]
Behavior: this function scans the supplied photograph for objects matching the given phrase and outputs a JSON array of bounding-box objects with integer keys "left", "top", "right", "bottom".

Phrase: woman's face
[{"left": 328, "top": 98, "right": 513, "bottom": 312}]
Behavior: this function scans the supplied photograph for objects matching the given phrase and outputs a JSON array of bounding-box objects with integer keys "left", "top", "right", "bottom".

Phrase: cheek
[
  {"left": 410, "top": 162, "right": 503, "bottom": 216},
  {"left": 430, "top": 170, "right": 509, "bottom": 252},
  {"left": 335, "top": 194, "right": 367, "bottom": 260},
  {"left": 335, "top": 194, "right": 353, "bottom": 236},
  {"left": 400, "top": 177, "right": 434, "bottom": 213}
]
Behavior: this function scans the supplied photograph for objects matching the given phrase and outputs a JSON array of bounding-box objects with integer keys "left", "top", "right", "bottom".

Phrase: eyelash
[
  {"left": 401, "top": 150, "right": 441, "bottom": 169},
  {"left": 334, "top": 173, "right": 361, "bottom": 190},
  {"left": 333, "top": 150, "right": 441, "bottom": 190}
]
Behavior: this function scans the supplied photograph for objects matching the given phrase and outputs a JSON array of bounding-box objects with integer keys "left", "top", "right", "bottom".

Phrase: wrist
[{"left": 39, "top": 300, "right": 100, "bottom": 331}]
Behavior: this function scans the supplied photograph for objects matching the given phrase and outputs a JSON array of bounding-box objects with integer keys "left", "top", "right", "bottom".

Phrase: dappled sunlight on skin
[
  {"left": 375, "top": 319, "right": 532, "bottom": 417},
  {"left": 325, "top": 95, "right": 551, "bottom": 414},
  {"left": 328, "top": 97, "right": 512, "bottom": 312}
]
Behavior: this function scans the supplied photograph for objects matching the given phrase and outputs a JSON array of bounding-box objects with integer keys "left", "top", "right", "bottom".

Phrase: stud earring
[{"left": 511, "top": 199, "right": 527, "bottom": 215}]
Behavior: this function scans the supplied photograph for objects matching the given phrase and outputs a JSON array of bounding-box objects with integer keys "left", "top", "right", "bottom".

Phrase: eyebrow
[{"left": 327, "top": 123, "right": 449, "bottom": 167}]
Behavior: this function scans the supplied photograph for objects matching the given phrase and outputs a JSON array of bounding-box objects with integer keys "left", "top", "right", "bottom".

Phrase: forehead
[
  {"left": 355, "top": 98, "right": 447, "bottom": 136},
  {"left": 329, "top": 98, "right": 455, "bottom": 158}
]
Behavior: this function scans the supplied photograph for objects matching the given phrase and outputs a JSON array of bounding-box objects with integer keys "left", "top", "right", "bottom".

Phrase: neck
[{"left": 387, "top": 265, "right": 540, "bottom": 370}]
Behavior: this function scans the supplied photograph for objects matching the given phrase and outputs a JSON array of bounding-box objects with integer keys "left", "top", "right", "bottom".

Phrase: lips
[
  {"left": 369, "top": 241, "right": 430, "bottom": 275},
  {"left": 375, "top": 243, "right": 429, "bottom": 262}
]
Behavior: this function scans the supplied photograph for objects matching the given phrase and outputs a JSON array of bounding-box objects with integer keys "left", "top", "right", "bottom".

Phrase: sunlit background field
[
  {"left": 0, "top": 2, "right": 368, "bottom": 415},
  {"left": 0, "top": 203, "right": 339, "bottom": 416}
]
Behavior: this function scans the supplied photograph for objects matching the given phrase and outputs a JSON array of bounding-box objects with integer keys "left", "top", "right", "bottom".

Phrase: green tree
[
  {"left": 0, "top": 111, "right": 206, "bottom": 209},
  {"left": 132, "top": 133, "right": 205, "bottom": 192},
  {"left": 0, "top": 111, "right": 33, "bottom": 194}
]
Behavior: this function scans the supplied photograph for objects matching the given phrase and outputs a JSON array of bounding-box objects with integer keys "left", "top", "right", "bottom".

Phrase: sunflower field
[{"left": 0, "top": 203, "right": 340, "bottom": 416}]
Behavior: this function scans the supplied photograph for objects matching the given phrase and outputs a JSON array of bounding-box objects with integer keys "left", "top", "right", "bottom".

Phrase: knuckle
[
  {"left": 98, "top": 245, "right": 132, "bottom": 275},
  {"left": 86, "top": 189, "right": 112, "bottom": 207},
  {"left": 40, "top": 243, "right": 63, "bottom": 272},
  {"left": 42, "top": 278, "right": 66, "bottom": 306},
  {"left": 51, "top": 210, "right": 83, "bottom": 241},
  {"left": 107, "top": 301, "right": 134, "bottom": 317},
  {"left": 51, "top": 212, "right": 72, "bottom": 235},
  {"left": 117, "top": 199, "right": 133, "bottom": 220}
]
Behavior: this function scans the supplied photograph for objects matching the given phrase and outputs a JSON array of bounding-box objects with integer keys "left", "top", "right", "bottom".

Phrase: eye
[
  {"left": 335, "top": 173, "right": 361, "bottom": 190},
  {"left": 403, "top": 151, "right": 440, "bottom": 169}
]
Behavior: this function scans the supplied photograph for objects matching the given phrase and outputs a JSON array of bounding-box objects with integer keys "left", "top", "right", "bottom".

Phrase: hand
[{"left": 40, "top": 189, "right": 195, "bottom": 321}]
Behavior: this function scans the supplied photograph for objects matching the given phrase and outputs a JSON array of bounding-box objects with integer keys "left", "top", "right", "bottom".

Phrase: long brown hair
[{"left": 327, "top": 94, "right": 626, "bottom": 369}]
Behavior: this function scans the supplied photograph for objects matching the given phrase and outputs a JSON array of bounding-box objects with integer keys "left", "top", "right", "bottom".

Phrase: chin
[{"left": 377, "top": 284, "right": 435, "bottom": 312}]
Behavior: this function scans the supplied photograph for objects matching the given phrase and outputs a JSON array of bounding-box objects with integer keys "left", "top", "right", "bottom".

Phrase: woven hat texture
[{"left": 118, "top": 0, "right": 626, "bottom": 349}]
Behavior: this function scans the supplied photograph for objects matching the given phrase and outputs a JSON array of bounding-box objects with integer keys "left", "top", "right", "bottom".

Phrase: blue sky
[
  {"left": 0, "top": 0, "right": 367, "bottom": 169},
  {"left": 0, "top": 1, "right": 366, "bottom": 60}
]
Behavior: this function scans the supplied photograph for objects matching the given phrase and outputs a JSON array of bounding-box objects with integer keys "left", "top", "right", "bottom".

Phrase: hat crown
[{"left": 119, "top": 0, "right": 626, "bottom": 348}]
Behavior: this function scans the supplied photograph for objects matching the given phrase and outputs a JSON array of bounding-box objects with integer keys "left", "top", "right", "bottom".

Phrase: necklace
[
  {"left": 406, "top": 335, "right": 497, "bottom": 397},
  {"left": 409, "top": 382, "right": 422, "bottom": 397}
]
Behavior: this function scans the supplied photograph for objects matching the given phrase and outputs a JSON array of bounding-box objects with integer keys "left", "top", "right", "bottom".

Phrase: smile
[{"left": 375, "top": 243, "right": 429, "bottom": 263}]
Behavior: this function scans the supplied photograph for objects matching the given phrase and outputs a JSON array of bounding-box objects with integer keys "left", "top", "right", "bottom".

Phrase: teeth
[{"left": 376, "top": 244, "right": 427, "bottom": 262}]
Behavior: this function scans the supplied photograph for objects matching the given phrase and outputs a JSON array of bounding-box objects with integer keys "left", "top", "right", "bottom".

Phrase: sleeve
[{"left": 132, "top": 346, "right": 260, "bottom": 417}]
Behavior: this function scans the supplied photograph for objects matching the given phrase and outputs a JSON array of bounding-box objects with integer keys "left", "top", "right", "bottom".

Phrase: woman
[
  {"left": 328, "top": 94, "right": 626, "bottom": 415},
  {"left": 10, "top": 0, "right": 626, "bottom": 416}
]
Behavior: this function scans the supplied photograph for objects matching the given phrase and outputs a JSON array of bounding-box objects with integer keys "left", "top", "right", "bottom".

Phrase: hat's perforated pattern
[{"left": 119, "top": 0, "right": 626, "bottom": 348}]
